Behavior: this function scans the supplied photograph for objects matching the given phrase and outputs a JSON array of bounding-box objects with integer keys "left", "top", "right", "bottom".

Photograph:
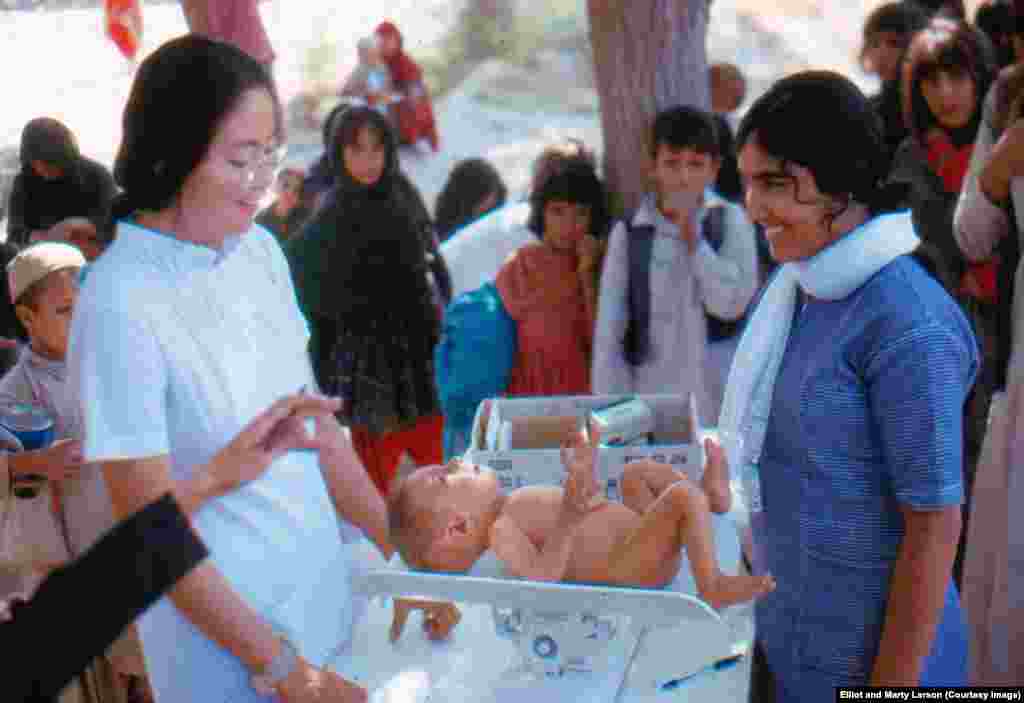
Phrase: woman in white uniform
[{"left": 67, "top": 36, "right": 387, "bottom": 703}]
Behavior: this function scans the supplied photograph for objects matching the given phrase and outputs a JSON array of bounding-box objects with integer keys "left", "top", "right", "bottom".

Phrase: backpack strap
[
  {"left": 623, "top": 213, "right": 656, "bottom": 366},
  {"left": 702, "top": 202, "right": 727, "bottom": 252},
  {"left": 701, "top": 203, "right": 744, "bottom": 343}
]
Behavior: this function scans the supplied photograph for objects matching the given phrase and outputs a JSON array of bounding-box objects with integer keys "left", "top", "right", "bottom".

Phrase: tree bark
[{"left": 587, "top": 0, "right": 711, "bottom": 212}]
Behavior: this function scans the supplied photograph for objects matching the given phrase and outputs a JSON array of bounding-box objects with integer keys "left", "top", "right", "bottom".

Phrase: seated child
[
  {"left": 340, "top": 35, "right": 394, "bottom": 115},
  {"left": 0, "top": 242, "right": 151, "bottom": 701},
  {"left": 388, "top": 429, "right": 775, "bottom": 610}
]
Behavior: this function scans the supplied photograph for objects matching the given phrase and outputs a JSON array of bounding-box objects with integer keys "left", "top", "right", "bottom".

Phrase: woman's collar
[{"left": 117, "top": 218, "right": 245, "bottom": 269}]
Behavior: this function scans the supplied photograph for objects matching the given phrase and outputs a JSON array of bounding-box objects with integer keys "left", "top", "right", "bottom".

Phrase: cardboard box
[{"left": 466, "top": 394, "right": 706, "bottom": 496}]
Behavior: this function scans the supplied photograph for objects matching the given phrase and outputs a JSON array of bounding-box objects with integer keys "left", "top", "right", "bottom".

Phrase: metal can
[
  {"left": 0, "top": 402, "right": 55, "bottom": 451},
  {"left": 589, "top": 399, "right": 655, "bottom": 447}
]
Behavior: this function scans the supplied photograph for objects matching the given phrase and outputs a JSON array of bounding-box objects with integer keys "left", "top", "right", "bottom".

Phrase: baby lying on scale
[{"left": 388, "top": 427, "right": 774, "bottom": 610}]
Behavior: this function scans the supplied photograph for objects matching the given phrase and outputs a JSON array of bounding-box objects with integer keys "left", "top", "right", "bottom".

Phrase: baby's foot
[
  {"left": 702, "top": 438, "right": 732, "bottom": 514},
  {"left": 701, "top": 572, "right": 776, "bottom": 610}
]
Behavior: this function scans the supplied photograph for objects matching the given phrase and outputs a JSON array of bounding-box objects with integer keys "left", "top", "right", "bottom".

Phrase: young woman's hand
[
  {"left": 204, "top": 393, "right": 341, "bottom": 496},
  {"left": 277, "top": 657, "right": 367, "bottom": 703},
  {"left": 11, "top": 439, "right": 84, "bottom": 483},
  {"left": 982, "top": 120, "right": 1024, "bottom": 204},
  {"left": 389, "top": 598, "right": 462, "bottom": 642}
]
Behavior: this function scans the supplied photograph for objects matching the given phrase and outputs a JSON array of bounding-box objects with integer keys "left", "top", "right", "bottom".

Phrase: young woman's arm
[
  {"left": 955, "top": 95, "right": 1013, "bottom": 263},
  {"left": 314, "top": 414, "right": 392, "bottom": 559},
  {"left": 868, "top": 321, "right": 976, "bottom": 685},
  {"left": 2, "top": 493, "right": 208, "bottom": 702},
  {"left": 871, "top": 505, "right": 961, "bottom": 685},
  {"left": 104, "top": 455, "right": 283, "bottom": 672}
]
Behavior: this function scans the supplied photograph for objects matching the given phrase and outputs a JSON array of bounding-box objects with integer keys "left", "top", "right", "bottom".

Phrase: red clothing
[
  {"left": 926, "top": 131, "right": 997, "bottom": 303},
  {"left": 189, "top": 0, "right": 275, "bottom": 64},
  {"left": 496, "top": 243, "right": 592, "bottom": 397},
  {"left": 351, "top": 413, "right": 444, "bottom": 496},
  {"left": 376, "top": 21, "right": 440, "bottom": 151}
]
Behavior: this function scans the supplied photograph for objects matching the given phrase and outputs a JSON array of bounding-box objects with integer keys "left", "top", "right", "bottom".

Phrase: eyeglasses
[{"left": 227, "top": 144, "right": 289, "bottom": 187}]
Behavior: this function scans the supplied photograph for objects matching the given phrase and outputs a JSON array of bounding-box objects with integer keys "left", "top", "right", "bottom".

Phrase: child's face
[
  {"left": 862, "top": 31, "right": 907, "bottom": 84},
  {"left": 277, "top": 172, "right": 303, "bottom": 211},
  {"left": 651, "top": 145, "right": 720, "bottom": 200},
  {"left": 920, "top": 67, "right": 977, "bottom": 132},
  {"left": 19, "top": 269, "right": 79, "bottom": 361},
  {"left": 343, "top": 126, "right": 387, "bottom": 187},
  {"left": 404, "top": 461, "right": 500, "bottom": 570},
  {"left": 543, "top": 200, "right": 591, "bottom": 252}
]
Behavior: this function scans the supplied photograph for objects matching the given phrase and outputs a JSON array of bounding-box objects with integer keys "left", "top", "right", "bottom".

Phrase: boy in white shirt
[{"left": 591, "top": 106, "right": 759, "bottom": 423}]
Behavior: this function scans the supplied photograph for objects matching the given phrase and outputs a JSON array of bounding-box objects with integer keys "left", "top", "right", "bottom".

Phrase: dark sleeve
[
  {"left": 80, "top": 158, "right": 117, "bottom": 231},
  {"left": 428, "top": 231, "right": 453, "bottom": 306},
  {"left": 889, "top": 140, "right": 966, "bottom": 285},
  {"left": 6, "top": 174, "right": 29, "bottom": 248},
  {"left": 1, "top": 493, "right": 207, "bottom": 701}
]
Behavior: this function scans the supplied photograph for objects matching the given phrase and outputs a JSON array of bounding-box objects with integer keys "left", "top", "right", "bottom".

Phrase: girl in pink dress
[{"left": 496, "top": 163, "right": 608, "bottom": 397}]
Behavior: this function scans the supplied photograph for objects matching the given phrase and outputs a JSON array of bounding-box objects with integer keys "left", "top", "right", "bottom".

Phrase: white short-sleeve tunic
[{"left": 67, "top": 221, "right": 353, "bottom": 702}]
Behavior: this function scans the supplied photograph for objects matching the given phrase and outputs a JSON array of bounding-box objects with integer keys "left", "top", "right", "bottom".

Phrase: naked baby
[{"left": 388, "top": 428, "right": 775, "bottom": 610}]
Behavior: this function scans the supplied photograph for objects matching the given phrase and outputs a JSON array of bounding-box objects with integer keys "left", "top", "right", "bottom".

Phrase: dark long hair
[
  {"left": 324, "top": 106, "right": 401, "bottom": 202},
  {"left": 527, "top": 162, "right": 611, "bottom": 241},
  {"left": 434, "top": 158, "right": 507, "bottom": 241},
  {"left": 902, "top": 17, "right": 995, "bottom": 143},
  {"left": 737, "top": 71, "right": 903, "bottom": 216},
  {"left": 736, "top": 71, "right": 948, "bottom": 282},
  {"left": 111, "top": 34, "right": 283, "bottom": 221}
]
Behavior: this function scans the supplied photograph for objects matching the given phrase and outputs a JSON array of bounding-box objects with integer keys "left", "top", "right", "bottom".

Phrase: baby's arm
[
  {"left": 490, "top": 513, "right": 577, "bottom": 582},
  {"left": 491, "top": 427, "right": 599, "bottom": 582}
]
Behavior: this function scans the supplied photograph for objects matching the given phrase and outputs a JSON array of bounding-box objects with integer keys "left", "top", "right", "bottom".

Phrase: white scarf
[{"left": 717, "top": 211, "right": 920, "bottom": 513}]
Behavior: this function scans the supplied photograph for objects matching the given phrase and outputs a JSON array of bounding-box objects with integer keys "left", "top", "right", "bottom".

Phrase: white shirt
[
  {"left": 440, "top": 201, "right": 534, "bottom": 297},
  {"left": 591, "top": 192, "right": 758, "bottom": 423},
  {"left": 68, "top": 221, "right": 353, "bottom": 702}
]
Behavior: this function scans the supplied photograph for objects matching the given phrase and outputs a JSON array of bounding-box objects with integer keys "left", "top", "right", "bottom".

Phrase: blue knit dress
[{"left": 754, "top": 255, "right": 976, "bottom": 699}]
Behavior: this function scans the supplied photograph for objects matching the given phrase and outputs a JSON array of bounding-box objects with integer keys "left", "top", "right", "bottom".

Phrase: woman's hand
[
  {"left": 10, "top": 439, "right": 83, "bottom": 482},
  {"left": 389, "top": 598, "right": 462, "bottom": 642},
  {"left": 277, "top": 657, "right": 367, "bottom": 703},
  {"left": 982, "top": 120, "right": 1024, "bottom": 204},
  {"left": 203, "top": 393, "right": 341, "bottom": 497}
]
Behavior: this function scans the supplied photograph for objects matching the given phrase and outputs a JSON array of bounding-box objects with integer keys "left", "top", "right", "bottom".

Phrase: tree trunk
[{"left": 587, "top": 0, "right": 710, "bottom": 212}]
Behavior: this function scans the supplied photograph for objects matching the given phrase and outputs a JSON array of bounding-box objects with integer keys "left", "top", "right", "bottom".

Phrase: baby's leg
[
  {"left": 607, "top": 478, "right": 774, "bottom": 608},
  {"left": 621, "top": 459, "right": 686, "bottom": 514}
]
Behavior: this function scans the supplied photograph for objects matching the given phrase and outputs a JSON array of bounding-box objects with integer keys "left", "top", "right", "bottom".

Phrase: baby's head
[
  {"left": 388, "top": 459, "right": 503, "bottom": 573},
  {"left": 8, "top": 243, "right": 85, "bottom": 361}
]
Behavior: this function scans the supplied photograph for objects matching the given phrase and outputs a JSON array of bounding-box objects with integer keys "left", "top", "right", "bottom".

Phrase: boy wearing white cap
[{"left": 0, "top": 242, "right": 146, "bottom": 702}]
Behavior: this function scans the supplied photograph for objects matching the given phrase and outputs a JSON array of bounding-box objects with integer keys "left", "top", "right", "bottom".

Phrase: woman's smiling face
[
  {"left": 177, "top": 88, "right": 280, "bottom": 235},
  {"left": 738, "top": 137, "right": 842, "bottom": 263}
]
